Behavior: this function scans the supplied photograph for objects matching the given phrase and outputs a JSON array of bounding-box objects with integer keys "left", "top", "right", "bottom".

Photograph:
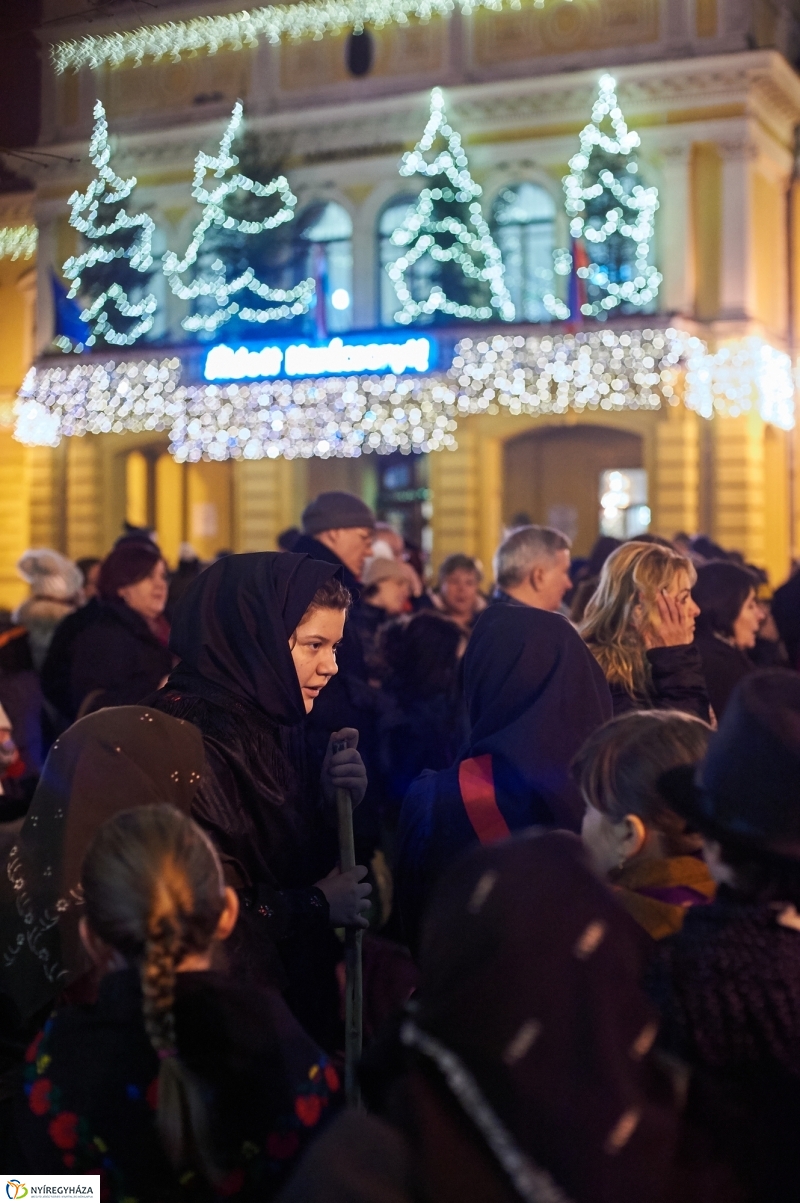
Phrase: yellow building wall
[
  {"left": 752, "top": 169, "right": 787, "bottom": 338},
  {"left": 692, "top": 144, "right": 722, "bottom": 320}
]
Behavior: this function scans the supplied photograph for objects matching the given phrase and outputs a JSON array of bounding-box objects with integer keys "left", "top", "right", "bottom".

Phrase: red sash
[{"left": 458, "top": 754, "right": 510, "bottom": 845}]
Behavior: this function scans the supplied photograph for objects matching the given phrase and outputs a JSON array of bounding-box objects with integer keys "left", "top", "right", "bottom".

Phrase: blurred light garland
[
  {"left": 14, "top": 331, "right": 795, "bottom": 456},
  {"left": 450, "top": 328, "right": 695, "bottom": 416},
  {"left": 53, "top": 0, "right": 529, "bottom": 73},
  {"left": 0, "top": 225, "right": 37, "bottom": 262},
  {"left": 170, "top": 374, "right": 459, "bottom": 461},
  {"left": 14, "top": 357, "right": 183, "bottom": 447},
  {"left": 388, "top": 88, "right": 514, "bottom": 324},
  {"left": 684, "top": 336, "right": 795, "bottom": 431},
  {"left": 63, "top": 100, "right": 157, "bottom": 347},
  {"left": 162, "top": 101, "right": 315, "bottom": 334}
]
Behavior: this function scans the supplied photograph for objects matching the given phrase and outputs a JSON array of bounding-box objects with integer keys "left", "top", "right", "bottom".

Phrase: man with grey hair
[{"left": 492, "top": 524, "right": 572, "bottom": 612}]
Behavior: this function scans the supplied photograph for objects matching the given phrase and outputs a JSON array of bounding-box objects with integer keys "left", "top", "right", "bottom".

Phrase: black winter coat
[
  {"left": 649, "top": 888, "right": 800, "bottom": 1203},
  {"left": 40, "top": 597, "right": 101, "bottom": 722},
  {"left": 693, "top": 633, "right": 753, "bottom": 722},
  {"left": 68, "top": 600, "right": 173, "bottom": 718},
  {"left": 14, "top": 967, "right": 340, "bottom": 1200},
  {"left": 608, "top": 644, "right": 710, "bottom": 721},
  {"left": 148, "top": 680, "right": 342, "bottom": 1050}
]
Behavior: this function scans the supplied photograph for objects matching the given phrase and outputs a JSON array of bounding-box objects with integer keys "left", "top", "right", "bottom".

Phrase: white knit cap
[{"left": 16, "top": 549, "right": 83, "bottom": 601}]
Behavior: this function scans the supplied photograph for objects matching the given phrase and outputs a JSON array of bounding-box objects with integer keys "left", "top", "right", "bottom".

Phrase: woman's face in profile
[{"left": 290, "top": 607, "right": 346, "bottom": 712}]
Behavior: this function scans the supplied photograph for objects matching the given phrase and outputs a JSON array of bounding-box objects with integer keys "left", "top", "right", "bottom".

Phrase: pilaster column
[
  {"left": 717, "top": 135, "right": 758, "bottom": 323},
  {"left": 429, "top": 423, "right": 480, "bottom": 570},
  {"left": 713, "top": 411, "right": 765, "bottom": 565},
  {"left": 66, "top": 435, "right": 104, "bottom": 559},
  {"left": 654, "top": 405, "right": 699, "bottom": 537},
  {"left": 659, "top": 144, "right": 694, "bottom": 317}
]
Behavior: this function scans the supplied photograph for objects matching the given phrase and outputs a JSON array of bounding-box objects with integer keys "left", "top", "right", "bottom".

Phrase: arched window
[
  {"left": 377, "top": 195, "right": 435, "bottom": 327},
  {"left": 491, "top": 183, "right": 556, "bottom": 323},
  {"left": 297, "top": 202, "right": 353, "bottom": 334}
]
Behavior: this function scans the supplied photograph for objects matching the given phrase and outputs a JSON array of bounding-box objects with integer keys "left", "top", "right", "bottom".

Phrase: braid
[
  {"left": 142, "top": 918, "right": 180, "bottom": 1058},
  {"left": 81, "top": 805, "right": 229, "bottom": 1183}
]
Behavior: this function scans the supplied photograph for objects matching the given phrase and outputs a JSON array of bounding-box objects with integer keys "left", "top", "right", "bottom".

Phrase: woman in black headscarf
[
  {"left": 147, "top": 552, "right": 369, "bottom": 1049},
  {"left": 279, "top": 832, "right": 737, "bottom": 1203},
  {"left": 395, "top": 605, "right": 612, "bottom": 952},
  {"left": 0, "top": 706, "right": 205, "bottom": 1164}
]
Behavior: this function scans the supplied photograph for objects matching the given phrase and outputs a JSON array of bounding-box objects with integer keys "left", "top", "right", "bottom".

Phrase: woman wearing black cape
[
  {"left": 396, "top": 604, "right": 613, "bottom": 952},
  {"left": 147, "top": 552, "right": 370, "bottom": 1050}
]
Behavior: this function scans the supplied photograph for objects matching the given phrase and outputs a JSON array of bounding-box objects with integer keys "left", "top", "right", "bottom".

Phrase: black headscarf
[
  {"left": 463, "top": 606, "right": 612, "bottom": 828},
  {"left": 0, "top": 707, "right": 205, "bottom": 1022},
  {"left": 168, "top": 552, "right": 340, "bottom": 726},
  {"left": 411, "top": 831, "right": 678, "bottom": 1203}
]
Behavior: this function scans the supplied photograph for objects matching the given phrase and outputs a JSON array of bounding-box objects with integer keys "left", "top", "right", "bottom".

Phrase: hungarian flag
[{"left": 566, "top": 237, "right": 590, "bottom": 328}]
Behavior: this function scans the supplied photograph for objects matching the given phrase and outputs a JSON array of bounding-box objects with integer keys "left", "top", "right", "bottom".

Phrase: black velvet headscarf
[
  {"left": 463, "top": 606, "right": 613, "bottom": 828},
  {"left": 413, "top": 831, "right": 679, "bottom": 1203},
  {"left": 0, "top": 707, "right": 205, "bottom": 1022},
  {"left": 168, "top": 552, "right": 340, "bottom": 727}
]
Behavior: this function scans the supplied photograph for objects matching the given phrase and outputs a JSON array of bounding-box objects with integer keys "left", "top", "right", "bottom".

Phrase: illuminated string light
[
  {"left": 170, "top": 374, "right": 459, "bottom": 461},
  {"left": 14, "top": 358, "right": 183, "bottom": 446},
  {"left": 451, "top": 328, "right": 697, "bottom": 416},
  {"left": 15, "top": 333, "right": 794, "bottom": 457},
  {"left": 53, "top": 0, "right": 530, "bottom": 73},
  {"left": 685, "top": 337, "right": 795, "bottom": 431},
  {"left": 0, "top": 225, "right": 37, "bottom": 261},
  {"left": 545, "top": 74, "right": 661, "bottom": 319},
  {"left": 162, "top": 101, "right": 315, "bottom": 333},
  {"left": 62, "top": 100, "right": 157, "bottom": 347},
  {"left": 387, "top": 88, "right": 514, "bottom": 324}
]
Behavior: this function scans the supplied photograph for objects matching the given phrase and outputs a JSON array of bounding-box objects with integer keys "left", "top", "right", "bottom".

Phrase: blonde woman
[{"left": 579, "top": 541, "right": 709, "bottom": 718}]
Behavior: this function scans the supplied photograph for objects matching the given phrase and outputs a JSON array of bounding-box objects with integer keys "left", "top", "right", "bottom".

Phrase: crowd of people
[{"left": 0, "top": 491, "right": 799, "bottom": 1202}]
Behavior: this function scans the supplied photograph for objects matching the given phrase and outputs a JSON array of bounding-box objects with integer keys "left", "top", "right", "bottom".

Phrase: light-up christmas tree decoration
[
  {"left": 163, "top": 101, "right": 315, "bottom": 335},
  {"left": 62, "top": 100, "right": 157, "bottom": 347},
  {"left": 386, "top": 88, "right": 514, "bottom": 324},
  {"left": 558, "top": 74, "right": 661, "bottom": 318}
]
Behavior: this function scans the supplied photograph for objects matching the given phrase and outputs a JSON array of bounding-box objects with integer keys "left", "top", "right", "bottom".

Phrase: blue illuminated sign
[{"left": 203, "top": 334, "right": 434, "bottom": 382}]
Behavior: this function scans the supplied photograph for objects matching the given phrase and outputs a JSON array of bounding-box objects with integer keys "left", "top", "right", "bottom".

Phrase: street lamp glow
[{"left": 331, "top": 288, "right": 350, "bottom": 310}]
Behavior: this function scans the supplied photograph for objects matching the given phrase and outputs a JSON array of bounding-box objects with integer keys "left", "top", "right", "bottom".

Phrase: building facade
[{"left": 1, "top": 0, "right": 800, "bottom": 607}]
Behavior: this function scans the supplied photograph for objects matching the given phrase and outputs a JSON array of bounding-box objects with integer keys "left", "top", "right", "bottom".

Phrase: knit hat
[
  {"left": 16, "top": 550, "right": 83, "bottom": 602},
  {"left": 301, "top": 492, "right": 375, "bottom": 536},
  {"left": 662, "top": 669, "right": 800, "bottom": 858},
  {"left": 362, "top": 557, "right": 410, "bottom": 588}
]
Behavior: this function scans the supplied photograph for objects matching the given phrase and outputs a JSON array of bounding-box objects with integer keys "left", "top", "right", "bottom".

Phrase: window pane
[
  {"left": 378, "top": 195, "right": 432, "bottom": 327},
  {"left": 491, "top": 183, "right": 555, "bottom": 323},
  {"left": 297, "top": 202, "right": 353, "bottom": 333}
]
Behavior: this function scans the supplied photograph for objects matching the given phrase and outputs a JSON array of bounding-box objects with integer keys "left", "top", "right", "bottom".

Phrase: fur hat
[{"left": 16, "top": 550, "right": 83, "bottom": 601}]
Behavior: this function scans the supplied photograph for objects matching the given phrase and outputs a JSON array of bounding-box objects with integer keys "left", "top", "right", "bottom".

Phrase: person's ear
[
  {"left": 214, "top": 886, "right": 239, "bottom": 942},
  {"left": 530, "top": 566, "right": 544, "bottom": 593},
  {"left": 620, "top": 814, "right": 647, "bottom": 861},
  {"left": 79, "top": 915, "right": 122, "bottom": 971}
]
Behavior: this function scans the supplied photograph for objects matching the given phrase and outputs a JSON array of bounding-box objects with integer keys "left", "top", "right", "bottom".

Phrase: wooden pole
[{"left": 336, "top": 776, "right": 362, "bottom": 1107}]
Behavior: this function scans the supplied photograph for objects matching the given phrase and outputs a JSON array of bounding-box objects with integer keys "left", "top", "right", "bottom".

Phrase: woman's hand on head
[
  {"left": 315, "top": 865, "right": 371, "bottom": 928},
  {"left": 321, "top": 728, "right": 367, "bottom": 808},
  {"left": 648, "top": 589, "right": 695, "bottom": 648}
]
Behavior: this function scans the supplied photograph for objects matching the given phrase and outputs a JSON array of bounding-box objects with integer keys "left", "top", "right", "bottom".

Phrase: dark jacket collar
[{"left": 291, "top": 533, "right": 362, "bottom": 595}]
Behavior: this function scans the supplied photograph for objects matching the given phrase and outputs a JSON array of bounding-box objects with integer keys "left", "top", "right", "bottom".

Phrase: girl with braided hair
[{"left": 14, "top": 806, "right": 340, "bottom": 1199}]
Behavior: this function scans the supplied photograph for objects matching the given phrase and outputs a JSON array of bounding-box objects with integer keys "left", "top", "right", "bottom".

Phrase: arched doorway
[{"left": 503, "top": 424, "right": 644, "bottom": 556}]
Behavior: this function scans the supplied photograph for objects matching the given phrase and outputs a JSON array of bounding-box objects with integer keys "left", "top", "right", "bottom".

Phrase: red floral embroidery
[
  {"left": 294, "top": 1094, "right": 322, "bottom": 1128},
  {"left": 323, "top": 1064, "right": 340, "bottom": 1093},
  {"left": 29, "top": 1077, "right": 51, "bottom": 1116},
  {"left": 48, "top": 1112, "right": 79, "bottom": 1150},
  {"left": 25, "top": 1031, "right": 44, "bottom": 1064},
  {"left": 266, "top": 1130, "right": 300, "bottom": 1160},
  {"left": 216, "top": 1168, "right": 244, "bottom": 1197},
  {"left": 145, "top": 1077, "right": 159, "bottom": 1111}
]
